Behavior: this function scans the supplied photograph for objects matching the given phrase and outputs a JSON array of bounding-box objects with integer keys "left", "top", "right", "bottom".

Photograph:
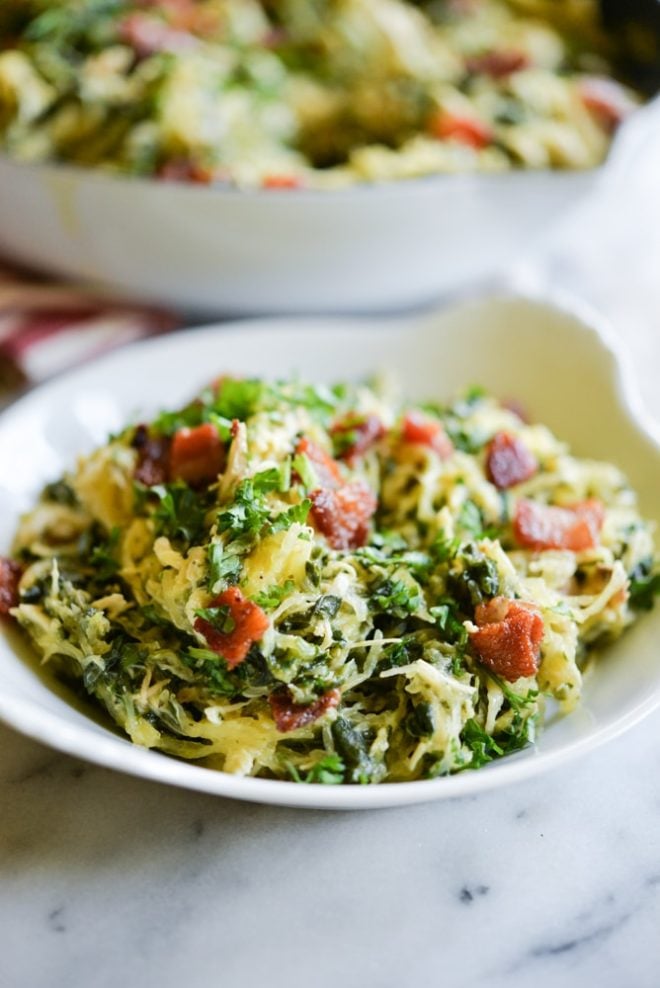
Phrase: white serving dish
[
  {"left": 0, "top": 295, "right": 659, "bottom": 810},
  {"left": 0, "top": 96, "right": 657, "bottom": 314},
  {"left": 0, "top": 156, "right": 602, "bottom": 315}
]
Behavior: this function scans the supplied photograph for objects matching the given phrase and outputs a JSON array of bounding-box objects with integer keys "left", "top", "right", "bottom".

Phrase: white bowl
[
  {"left": 0, "top": 154, "right": 599, "bottom": 314},
  {"left": 2, "top": 94, "right": 658, "bottom": 314},
  {"left": 0, "top": 295, "right": 659, "bottom": 808}
]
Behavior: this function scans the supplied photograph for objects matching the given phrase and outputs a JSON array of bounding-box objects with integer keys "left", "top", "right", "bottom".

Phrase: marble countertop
[
  {"left": 2, "top": 708, "right": 660, "bottom": 988},
  {"left": 2, "top": 114, "right": 660, "bottom": 988}
]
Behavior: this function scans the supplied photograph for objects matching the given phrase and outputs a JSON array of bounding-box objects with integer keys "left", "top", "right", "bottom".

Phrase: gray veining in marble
[{"left": 2, "top": 712, "right": 660, "bottom": 988}]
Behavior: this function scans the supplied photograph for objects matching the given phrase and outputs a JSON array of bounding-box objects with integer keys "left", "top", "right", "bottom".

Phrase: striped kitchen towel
[{"left": 0, "top": 263, "right": 179, "bottom": 405}]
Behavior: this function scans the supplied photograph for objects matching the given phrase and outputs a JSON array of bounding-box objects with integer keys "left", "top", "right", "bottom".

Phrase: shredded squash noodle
[
  {"left": 0, "top": 0, "right": 641, "bottom": 187},
  {"left": 6, "top": 374, "right": 658, "bottom": 784}
]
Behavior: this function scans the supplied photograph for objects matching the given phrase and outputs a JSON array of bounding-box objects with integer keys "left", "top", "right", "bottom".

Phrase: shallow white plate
[{"left": 0, "top": 295, "right": 658, "bottom": 809}]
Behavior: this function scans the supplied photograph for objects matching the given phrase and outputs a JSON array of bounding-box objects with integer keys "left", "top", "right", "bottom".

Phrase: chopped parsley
[
  {"left": 370, "top": 578, "right": 422, "bottom": 619},
  {"left": 430, "top": 599, "right": 468, "bottom": 650},
  {"left": 207, "top": 542, "right": 242, "bottom": 591},
  {"left": 42, "top": 479, "right": 79, "bottom": 506},
  {"left": 462, "top": 718, "right": 505, "bottom": 768},
  {"left": 152, "top": 482, "right": 207, "bottom": 544},
  {"left": 194, "top": 605, "right": 236, "bottom": 634},
  {"left": 332, "top": 717, "right": 383, "bottom": 785},
  {"left": 292, "top": 452, "right": 319, "bottom": 491},
  {"left": 404, "top": 701, "right": 436, "bottom": 739},
  {"left": 218, "top": 478, "right": 271, "bottom": 538},
  {"left": 213, "top": 378, "right": 264, "bottom": 422},
  {"left": 448, "top": 543, "right": 500, "bottom": 608},
  {"left": 89, "top": 526, "right": 121, "bottom": 580},
  {"left": 312, "top": 594, "right": 342, "bottom": 619},
  {"left": 629, "top": 561, "right": 660, "bottom": 611},
  {"left": 253, "top": 580, "right": 296, "bottom": 610},
  {"left": 287, "top": 754, "right": 346, "bottom": 785}
]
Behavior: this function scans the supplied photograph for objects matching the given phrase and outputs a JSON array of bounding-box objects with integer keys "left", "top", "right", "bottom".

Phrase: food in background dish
[
  {"left": 0, "top": 0, "right": 640, "bottom": 187},
  {"left": 4, "top": 374, "right": 658, "bottom": 784}
]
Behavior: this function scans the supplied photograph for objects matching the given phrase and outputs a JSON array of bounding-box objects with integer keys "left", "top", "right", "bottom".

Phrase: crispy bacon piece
[
  {"left": 429, "top": 111, "right": 493, "bottom": 149},
  {"left": 579, "top": 77, "right": 636, "bottom": 133},
  {"left": 262, "top": 175, "right": 303, "bottom": 190},
  {"left": 269, "top": 687, "right": 341, "bottom": 733},
  {"left": 194, "top": 587, "right": 269, "bottom": 668},
  {"left": 295, "top": 436, "right": 343, "bottom": 489},
  {"left": 169, "top": 423, "right": 224, "bottom": 486},
  {"left": 513, "top": 498, "right": 605, "bottom": 552},
  {"left": 475, "top": 596, "right": 510, "bottom": 624},
  {"left": 135, "top": 421, "right": 225, "bottom": 487},
  {"left": 297, "top": 436, "right": 377, "bottom": 549},
  {"left": 138, "top": 0, "right": 219, "bottom": 33},
  {"left": 401, "top": 410, "right": 454, "bottom": 459},
  {"left": 466, "top": 49, "right": 530, "bottom": 78},
  {"left": 157, "top": 159, "right": 215, "bottom": 184},
  {"left": 486, "top": 431, "right": 537, "bottom": 489},
  {"left": 309, "top": 482, "right": 377, "bottom": 551},
  {"left": 331, "top": 414, "right": 386, "bottom": 463},
  {"left": 0, "top": 558, "right": 22, "bottom": 615},
  {"left": 133, "top": 424, "right": 171, "bottom": 487},
  {"left": 470, "top": 596, "right": 544, "bottom": 681},
  {"left": 118, "top": 13, "right": 198, "bottom": 56}
]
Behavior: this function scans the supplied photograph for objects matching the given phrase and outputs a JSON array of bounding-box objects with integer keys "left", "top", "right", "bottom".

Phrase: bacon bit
[
  {"left": 331, "top": 414, "right": 386, "bottom": 463},
  {"left": 118, "top": 13, "right": 198, "bottom": 57},
  {"left": 262, "top": 174, "right": 303, "bottom": 190},
  {"left": 0, "top": 558, "right": 22, "bottom": 616},
  {"left": 295, "top": 436, "right": 343, "bottom": 489},
  {"left": 470, "top": 596, "right": 544, "bottom": 681},
  {"left": 169, "top": 422, "right": 224, "bottom": 486},
  {"left": 513, "top": 498, "right": 605, "bottom": 552},
  {"left": 269, "top": 687, "right": 341, "bottom": 733},
  {"left": 401, "top": 410, "right": 454, "bottom": 459},
  {"left": 475, "top": 596, "right": 510, "bottom": 624},
  {"left": 157, "top": 159, "right": 215, "bottom": 184},
  {"left": 194, "top": 587, "right": 269, "bottom": 668},
  {"left": 486, "top": 431, "right": 537, "bottom": 489},
  {"left": 579, "top": 77, "right": 636, "bottom": 133},
  {"left": 429, "top": 111, "right": 493, "bottom": 149},
  {"left": 466, "top": 49, "right": 530, "bottom": 78},
  {"left": 133, "top": 424, "right": 171, "bottom": 487},
  {"left": 298, "top": 436, "right": 377, "bottom": 549},
  {"left": 139, "top": 0, "right": 220, "bottom": 34},
  {"left": 309, "top": 482, "right": 377, "bottom": 551}
]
